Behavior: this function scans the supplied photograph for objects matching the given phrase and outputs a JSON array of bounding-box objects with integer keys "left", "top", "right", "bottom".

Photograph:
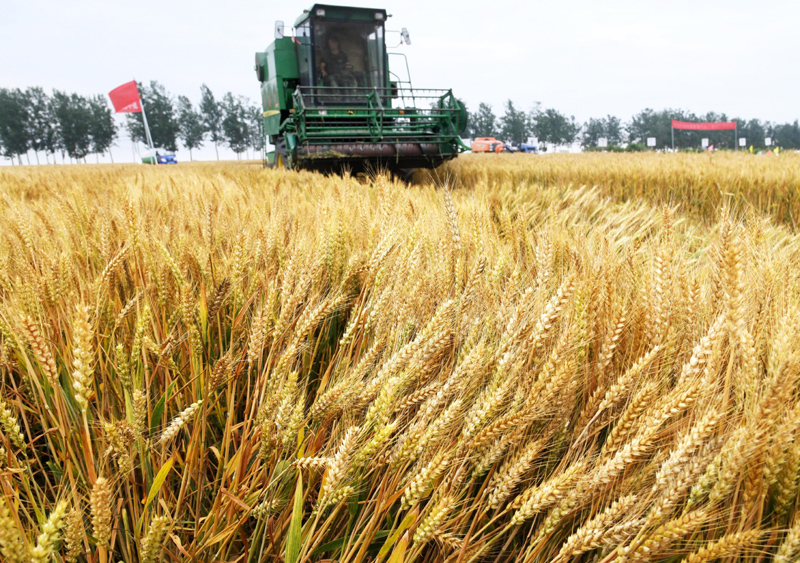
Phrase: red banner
[
  {"left": 108, "top": 81, "right": 142, "bottom": 113},
  {"left": 671, "top": 120, "right": 736, "bottom": 131}
]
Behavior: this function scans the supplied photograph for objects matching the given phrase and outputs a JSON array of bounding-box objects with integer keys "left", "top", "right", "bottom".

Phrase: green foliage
[
  {"left": 249, "top": 105, "right": 264, "bottom": 154},
  {"left": 532, "top": 108, "right": 580, "bottom": 147},
  {"left": 177, "top": 95, "right": 205, "bottom": 160},
  {"left": 24, "top": 87, "right": 58, "bottom": 162},
  {"left": 773, "top": 120, "right": 800, "bottom": 149},
  {"left": 0, "top": 88, "right": 30, "bottom": 162},
  {"left": 51, "top": 90, "right": 93, "bottom": 160},
  {"left": 627, "top": 108, "right": 672, "bottom": 148},
  {"left": 468, "top": 102, "right": 497, "bottom": 138},
  {"left": 200, "top": 84, "right": 224, "bottom": 159},
  {"left": 627, "top": 109, "right": 754, "bottom": 150},
  {"left": 285, "top": 474, "right": 303, "bottom": 563},
  {"left": 88, "top": 95, "right": 117, "bottom": 158},
  {"left": 221, "top": 93, "right": 252, "bottom": 157},
  {"left": 583, "top": 144, "right": 626, "bottom": 153},
  {"left": 126, "top": 81, "right": 179, "bottom": 152},
  {"left": 1, "top": 87, "right": 113, "bottom": 163},
  {"left": 499, "top": 100, "right": 528, "bottom": 144},
  {"left": 582, "top": 115, "right": 623, "bottom": 148}
]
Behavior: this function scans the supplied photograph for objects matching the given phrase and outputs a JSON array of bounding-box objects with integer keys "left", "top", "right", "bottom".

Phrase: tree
[
  {"left": 221, "top": 93, "right": 251, "bottom": 158},
  {"left": 249, "top": 103, "right": 264, "bottom": 157},
  {"left": 604, "top": 115, "right": 624, "bottom": 146},
  {"left": 581, "top": 117, "right": 605, "bottom": 149},
  {"left": 46, "top": 95, "right": 65, "bottom": 162},
  {"left": 773, "top": 120, "right": 800, "bottom": 150},
  {"left": 627, "top": 108, "right": 676, "bottom": 149},
  {"left": 700, "top": 112, "right": 736, "bottom": 149},
  {"left": 499, "top": 100, "right": 528, "bottom": 144},
  {"left": 88, "top": 95, "right": 117, "bottom": 162},
  {"left": 532, "top": 108, "right": 579, "bottom": 147},
  {"left": 177, "top": 95, "right": 205, "bottom": 160},
  {"left": 735, "top": 118, "right": 766, "bottom": 149},
  {"left": 0, "top": 88, "right": 31, "bottom": 164},
  {"left": 125, "top": 81, "right": 179, "bottom": 151},
  {"left": 200, "top": 84, "right": 224, "bottom": 160},
  {"left": 52, "top": 91, "right": 93, "bottom": 161},
  {"left": 468, "top": 103, "right": 497, "bottom": 139},
  {"left": 25, "top": 87, "right": 56, "bottom": 164},
  {"left": 581, "top": 115, "right": 624, "bottom": 148}
]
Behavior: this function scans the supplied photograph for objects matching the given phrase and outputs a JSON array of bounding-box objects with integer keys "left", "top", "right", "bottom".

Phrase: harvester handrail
[
  {"left": 366, "top": 87, "right": 385, "bottom": 141},
  {"left": 295, "top": 85, "right": 454, "bottom": 111}
]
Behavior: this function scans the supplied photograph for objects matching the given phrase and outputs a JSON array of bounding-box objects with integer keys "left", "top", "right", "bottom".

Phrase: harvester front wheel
[
  {"left": 273, "top": 137, "right": 290, "bottom": 169},
  {"left": 392, "top": 168, "right": 415, "bottom": 185}
]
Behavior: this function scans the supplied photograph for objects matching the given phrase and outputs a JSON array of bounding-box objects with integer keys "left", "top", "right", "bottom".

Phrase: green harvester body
[{"left": 255, "top": 4, "right": 468, "bottom": 174}]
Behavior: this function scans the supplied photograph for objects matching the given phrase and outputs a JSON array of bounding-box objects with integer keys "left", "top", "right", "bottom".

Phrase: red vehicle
[{"left": 471, "top": 137, "right": 506, "bottom": 153}]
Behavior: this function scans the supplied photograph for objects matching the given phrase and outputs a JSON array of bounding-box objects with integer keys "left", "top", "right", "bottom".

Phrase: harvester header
[{"left": 255, "top": 4, "right": 468, "bottom": 176}]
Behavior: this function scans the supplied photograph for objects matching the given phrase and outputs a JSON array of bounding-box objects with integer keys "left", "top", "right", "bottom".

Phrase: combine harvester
[{"left": 255, "top": 4, "right": 469, "bottom": 179}]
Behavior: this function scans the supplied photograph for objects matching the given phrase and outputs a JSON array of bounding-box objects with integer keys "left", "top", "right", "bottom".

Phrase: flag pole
[
  {"left": 136, "top": 79, "right": 157, "bottom": 165},
  {"left": 142, "top": 106, "right": 158, "bottom": 166},
  {"left": 671, "top": 122, "right": 674, "bottom": 151}
]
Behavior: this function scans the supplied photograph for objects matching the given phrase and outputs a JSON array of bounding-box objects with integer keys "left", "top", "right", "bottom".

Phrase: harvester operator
[{"left": 320, "top": 35, "right": 353, "bottom": 87}]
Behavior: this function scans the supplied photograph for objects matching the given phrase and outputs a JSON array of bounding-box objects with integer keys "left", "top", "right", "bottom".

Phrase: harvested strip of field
[{"left": 0, "top": 162, "right": 799, "bottom": 562}]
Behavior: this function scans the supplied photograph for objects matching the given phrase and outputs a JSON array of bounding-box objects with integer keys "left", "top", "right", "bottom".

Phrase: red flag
[
  {"left": 671, "top": 120, "right": 736, "bottom": 131},
  {"left": 108, "top": 81, "right": 142, "bottom": 113}
]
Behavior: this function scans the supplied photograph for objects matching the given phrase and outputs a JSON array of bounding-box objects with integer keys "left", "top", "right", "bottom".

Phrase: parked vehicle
[
  {"left": 515, "top": 142, "right": 538, "bottom": 153},
  {"left": 471, "top": 137, "right": 506, "bottom": 153},
  {"left": 142, "top": 148, "right": 177, "bottom": 165}
]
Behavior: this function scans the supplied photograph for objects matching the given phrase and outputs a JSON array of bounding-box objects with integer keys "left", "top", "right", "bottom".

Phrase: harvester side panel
[{"left": 257, "top": 38, "right": 300, "bottom": 137}]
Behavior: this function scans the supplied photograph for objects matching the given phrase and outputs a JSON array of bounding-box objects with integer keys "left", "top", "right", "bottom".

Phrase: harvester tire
[
  {"left": 274, "top": 138, "right": 289, "bottom": 169},
  {"left": 393, "top": 168, "right": 415, "bottom": 185}
]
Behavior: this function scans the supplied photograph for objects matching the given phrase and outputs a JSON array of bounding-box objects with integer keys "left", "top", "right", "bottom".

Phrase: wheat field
[
  {"left": 0, "top": 154, "right": 799, "bottom": 562},
  {"left": 435, "top": 152, "right": 800, "bottom": 228}
]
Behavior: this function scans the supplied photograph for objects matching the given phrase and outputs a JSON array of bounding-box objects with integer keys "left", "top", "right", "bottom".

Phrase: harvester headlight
[
  {"left": 374, "top": 12, "right": 384, "bottom": 20},
  {"left": 315, "top": 8, "right": 325, "bottom": 16}
]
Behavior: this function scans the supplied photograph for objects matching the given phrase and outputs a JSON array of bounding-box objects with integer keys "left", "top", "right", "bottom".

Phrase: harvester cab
[{"left": 255, "top": 4, "right": 469, "bottom": 176}]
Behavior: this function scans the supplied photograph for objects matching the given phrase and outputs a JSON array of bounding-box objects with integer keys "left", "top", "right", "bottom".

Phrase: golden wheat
[{"left": 0, "top": 157, "right": 798, "bottom": 561}]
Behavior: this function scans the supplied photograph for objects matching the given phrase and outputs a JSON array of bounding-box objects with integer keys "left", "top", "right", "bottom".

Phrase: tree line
[
  {"left": 0, "top": 82, "right": 263, "bottom": 164},
  {"left": 468, "top": 101, "right": 800, "bottom": 151},
  {"left": 0, "top": 87, "right": 116, "bottom": 164},
  {"left": 5, "top": 86, "right": 799, "bottom": 163},
  {"left": 125, "top": 81, "right": 263, "bottom": 160}
]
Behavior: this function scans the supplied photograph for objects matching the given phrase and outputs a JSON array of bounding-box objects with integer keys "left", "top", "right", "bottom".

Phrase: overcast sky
[{"left": 1, "top": 0, "right": 798, "bottom": 162}]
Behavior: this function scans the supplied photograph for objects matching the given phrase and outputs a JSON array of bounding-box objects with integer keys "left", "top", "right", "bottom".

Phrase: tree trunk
[
  {"left": 96, "top": 153, "right": 100, "bottom": 164},
  {"left": 215, "top": 142, "right": 219, "bottom": 160},
  {"left": 35, "top": 151, "right": 40, "bottom": 165},
  {"left": 25, "top": 153, "right": 31, "bottom": 165},
  {"left": 109, "top": 150, "right": 114, "bottom": 164},
  {"left": 189, "top": 148, "right": 193, "bottom": 161}
]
